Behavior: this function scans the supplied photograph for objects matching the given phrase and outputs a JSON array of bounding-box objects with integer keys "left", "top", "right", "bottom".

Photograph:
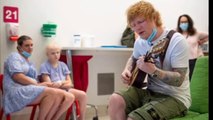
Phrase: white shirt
[{"left": 133, "top": 29, "right": 191, "bottom": 108}]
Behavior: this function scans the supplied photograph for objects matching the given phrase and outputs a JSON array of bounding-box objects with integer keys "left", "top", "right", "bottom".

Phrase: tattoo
[
  {"left": 125, "top": 56, "right": 135, "bottom": 71},
  {"left": 154, "top": 67, "right": 187, "bottom": 87}
]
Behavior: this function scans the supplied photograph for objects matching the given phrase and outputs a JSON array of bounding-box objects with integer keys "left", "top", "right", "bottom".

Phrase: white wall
[
  {"left": 149, "top": 0, "right": 209, "bottom": 32},
  {"left": 0, "top": 0, "right": 209, "bottom": 116},
  {"left": 0, "top": 0, "right": 209, "bottom": 108},
  {"left": 0, "top": 0, "right": 209, "bottom": 72},
  {"left": 66, "top": 50, "right": 132, "bottom": 105},
  {"left": 0, "top": 0, "right": 139, "bottom": 72}
]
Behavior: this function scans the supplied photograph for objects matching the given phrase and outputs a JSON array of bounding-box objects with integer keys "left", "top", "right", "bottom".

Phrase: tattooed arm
[
  {"left": 121, "top": 55, "right": 136, "bottom": 84},
  {"left": 124, "top": 55, "right": 136, "bottom": 71},
  {"left": 152, "top": 67, "right": 187, "bottom": 87}
]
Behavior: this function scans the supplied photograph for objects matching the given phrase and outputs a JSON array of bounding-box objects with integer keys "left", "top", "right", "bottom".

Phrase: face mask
[
  {"left": 22, "top": 51, "right": 31, "bottom": 58},
  {"left": 179, "top": 23, "right": 189, "bottom": 31},
  {"left": 147, "top": 28, "right": 157, "bottom": 46},
  {"left": 19, "top": 47, "right": 31, "bottom": 58}
]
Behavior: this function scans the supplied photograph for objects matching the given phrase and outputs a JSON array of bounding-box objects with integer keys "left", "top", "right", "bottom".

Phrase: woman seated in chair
[{"left": 3, "top": 35, "right": 75, "bottom": 120}]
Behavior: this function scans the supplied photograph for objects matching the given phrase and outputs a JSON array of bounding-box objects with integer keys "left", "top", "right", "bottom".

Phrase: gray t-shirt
[{"left": 133, "top": 29, "right": 191, "bottom": 108}]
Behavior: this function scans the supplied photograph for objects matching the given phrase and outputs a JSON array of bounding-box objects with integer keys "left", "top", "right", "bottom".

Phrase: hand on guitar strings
[
  {"left": 121, "top": 68, "right": 132, "bottom": 85},
  {"left": 136, "top": 56, "right": 157, "bottom": 75}
]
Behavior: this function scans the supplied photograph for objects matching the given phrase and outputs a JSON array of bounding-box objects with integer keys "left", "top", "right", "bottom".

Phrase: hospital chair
[
  {"left": 0, "top": 74, "right": 80, "bottom": 120},
  {"left": 60, "top": 54, "right": 99, "bottom": 120},
  {"left": 0, "top": 74, "right": 39, "bottom": 120}
]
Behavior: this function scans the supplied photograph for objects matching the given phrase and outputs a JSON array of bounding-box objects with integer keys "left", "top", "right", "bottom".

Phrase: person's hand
[
  {"left": 137, "top": 56, "right": 156, "bottom": 74},
  {"left": 37, "top": 82, "right": 53, "bottom": 87},
  {"left": 121, "top": 68, "right": 132, "bottom": 85},
  {"left": 51, "top": 81, "right": 62, "bottom": 88}
]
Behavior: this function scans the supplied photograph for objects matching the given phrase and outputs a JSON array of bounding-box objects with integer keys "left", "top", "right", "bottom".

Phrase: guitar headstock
[
  {"left": 144, "top": 38, "right": 169, "bottom": 62},
  {"left": 151, "top": 38, "right": 169, "bottom": 54}
]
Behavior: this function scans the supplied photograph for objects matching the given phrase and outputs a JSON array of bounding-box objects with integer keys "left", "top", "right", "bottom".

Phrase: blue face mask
[
  {"left": 179, "top": 23, "right": 189, "bottom": 31},
  {"left": 19, "top": 47, "right": 31, "bottom": 58},
  {"left": 147, "top": 28, "right": 157, "bottom": 46},
  {"left": 22, "top": 51, "right": 31, "bottom": 58}
]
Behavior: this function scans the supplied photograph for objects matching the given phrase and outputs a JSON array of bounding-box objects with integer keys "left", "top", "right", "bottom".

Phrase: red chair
[
  {"left": 37, "top": 75, "right": 80, "bottom": 120},
  {"left": 60, "top": 55, "right": 98, "bottom": 120},
  {"left": 65, "top": 100, "right": 80, "bottom": 120},
  {"left": 0, "top": 74, "right": 39, "bottom": 120}
]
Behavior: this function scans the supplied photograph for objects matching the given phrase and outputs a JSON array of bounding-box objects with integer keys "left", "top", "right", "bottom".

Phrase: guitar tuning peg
[{"left": 153, "top": 54, "right": 159, "bottom": 58}]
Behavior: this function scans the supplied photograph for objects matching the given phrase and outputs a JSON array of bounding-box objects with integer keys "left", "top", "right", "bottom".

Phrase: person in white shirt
[{"left": 108, "top": 1, "right": 191, "bottom": 120}]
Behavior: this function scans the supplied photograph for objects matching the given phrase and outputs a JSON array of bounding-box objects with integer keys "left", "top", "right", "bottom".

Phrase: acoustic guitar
[{"left": 129, "top": 37, "right": 171, "bottom": 88}]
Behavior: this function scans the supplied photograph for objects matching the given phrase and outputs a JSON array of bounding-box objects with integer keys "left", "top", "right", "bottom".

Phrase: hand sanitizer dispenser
[{"left": 6, "top": 23, "right": 19, "bottom": 41}]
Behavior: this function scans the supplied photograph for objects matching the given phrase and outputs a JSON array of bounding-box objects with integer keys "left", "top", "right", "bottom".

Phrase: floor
[
  {"left": 84, "top": 105, "right": 109, "bottom": 120},
  {"left": 2, "top": 105, "right": 110, "bottom": 120}
]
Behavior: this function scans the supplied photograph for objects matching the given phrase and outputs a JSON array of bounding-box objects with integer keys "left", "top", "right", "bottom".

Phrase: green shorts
[{"left": 116, "top": 86, "right": 187, "bottom": 120}]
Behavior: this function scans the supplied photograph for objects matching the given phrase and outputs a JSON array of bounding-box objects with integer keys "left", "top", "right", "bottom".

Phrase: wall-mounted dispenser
[
  {"left": 41, "top": 23, "right": 57, "bottom": 37},
  {"left": 6, "top": 23, "right": 19, "bottom": 41}
]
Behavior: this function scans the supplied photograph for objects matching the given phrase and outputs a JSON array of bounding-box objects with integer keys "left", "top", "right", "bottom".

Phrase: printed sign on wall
[{"left": 3, "top": 6, "right": 19, "bottom": 23}]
